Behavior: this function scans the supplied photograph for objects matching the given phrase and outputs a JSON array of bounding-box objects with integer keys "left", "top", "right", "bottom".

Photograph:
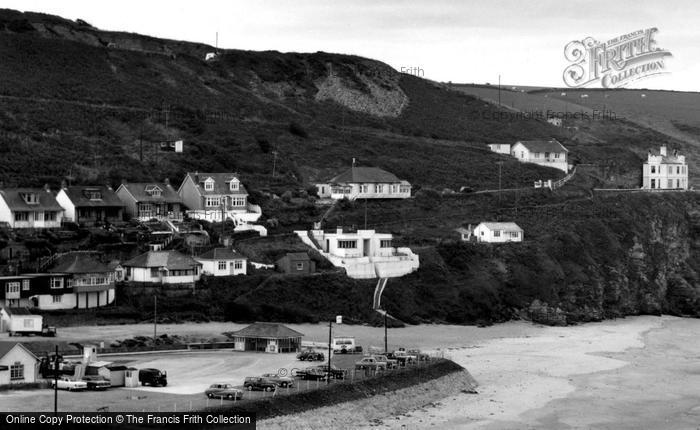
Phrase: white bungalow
[
  {"left": 0, "top": 342, "right": 39, "bottom": 386},
  {"left": 122, "top": 250, "right": 201, "bottom": 285},
  {"left": 487, "top": 143, "right": 511, "bottom": 155},
  {"left": 295, "top": 227, "right": 419, "bottom": 279},
  {"left": 195, "top": 248, "right": 247, "bottom": 276},
  {"left": 316, "top": 166, "right": 411, "bottom": 201},
  {"left": 510, "top": 139, "right": 569, "bottom": 173},
  {"left": 471, "top": 222, "right": 524, "bottom": 243}
]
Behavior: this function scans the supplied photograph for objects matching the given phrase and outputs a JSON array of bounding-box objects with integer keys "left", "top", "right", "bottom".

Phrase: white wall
[
  {"left": 196, "top": 259, "right": 247, "bottom": 276},
  {"left": 55, "top": 190, "right": 76, "bottom": 222},
  {"left": 0, "top": 345, "right": 38, "bottom": 385},
  {"left": 474, "top": 225, "right": 523, "bottom": 243},
  {"left": 126, "top": 267, "right": 200, "bottom": 284},
  {"left": 37, "top": 293, "right": 77, "bottom": 310}
]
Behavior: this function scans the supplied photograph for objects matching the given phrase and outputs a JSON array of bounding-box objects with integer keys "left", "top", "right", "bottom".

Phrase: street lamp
[{"left": 327, "top": 315, "right": 341, "bottom": 385}]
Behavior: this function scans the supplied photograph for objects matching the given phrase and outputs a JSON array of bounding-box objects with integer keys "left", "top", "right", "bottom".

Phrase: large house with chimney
[
  {"left": 115, "top": 181, "right": 183, "bottom": 221},
  {"left": 642, "top": 145, "right": 689, "bottom": 190},
  {"left": 177, "top": 172, "right": 259, "bottom": 223},
  {"left": 315, "top": 165, "right": 411, "bottom": 200},
  {"left": 509, "top": 139, "right": 569, "bottom": 173},
  {"left": 0, "top": 187, "right": 64, "bottom": 228},
  {"left": 55, "top": 185, "right": 124, "bottom": 225}
]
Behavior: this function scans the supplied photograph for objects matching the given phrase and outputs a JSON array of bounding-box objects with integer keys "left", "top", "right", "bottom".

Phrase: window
[
  {"left": 651, "top": 166, "right": 656, "bottom": 174},
  {"left": 545, "top": 152, "right": 550, "bottom": 159},
  {"left": 374, "top": 184, "right": 383, "bottom": 193},
  {"left": 400, "top": 185, "right": 411, "bottom": 193},
  {"left": 554, "top": 153, "right": 560, "bottom": 159},
  {"left": 218, "top": 261, "right": 227, "bottom": 270},
  {"left": 232, "top": 197, "right": 246, "bottom": 206},
  {"left": 6, "top": 282, "right": 20, "bottom": 294},
  {"left": 52, "top": 295, "right": 62, "bottom": 303},
  {"left": 390, "top": 185, "right": 397, "bottom": 194},
  {"left": 295, "top": 262, "right": 304, "bottom": 271},
  {"left": 493, "top": 230, "right": 501, "bottom": 237},
  {"left": 234, "top": 260, "right": 243, "bottom": 269},
  {"left": 22, "top": 193, "right": 38, "bottom": 204},
  {"left": 146, "top": 187, "right": 162, "bottom": 197},
  {"left": 22, "top": 280, "right": 29, "bottom": 291},
  {"left": 23, "top": 319, "right": 33, "bottom": 328},
  {"left": 667, "top": 179, "right": 673, "bottom": 188},
  {"left": 337, "top": 240, "right": 357, "bottom": 249},
  {"left": 520, "top": 151, "right": 524, "bottom": 158},
  {"left": 360, "top": 184, "right": 368, "bottom": 193},
  {"left": 50, "top": 277, "right": 63, "bottom": 289},
  {"left": 85, "top": 190, "right": 102, "bottom": 200},
  {"left": 14, "top": 212, "right": 28, "bottom": 222},
  {"left": 668, "top": 166, "right": 673, "bottom": 174},
  {"left": 677, "top": 166, "right": 681, "bottom": 174},
  {"left": 508, "top": 231, "right": 520, "bottom": 238},
  {"left": 380, "top": 240, "right": 392, "bottom": 248},
  {"left": 45, "top": 212, "right": 56, "bottom": 221},
  {"left": 204, "top": 179, "right": 214, "bottom": 191},
  {"left": 33, "top": 212, "right": 43, "bottom": 221},
  {"left": 651, "top": 179, "right": 656, "bottom": 188},
  {"left": 205, "top": 197, "right": 220, "bottom": 207},
  {"left": 10, "top": 362, "right": 24, "bottom": 381},
  {"left": 229, "top": 180, "right": 239, "bottom": 191},
  {"left": 150, "top": 268, "right": 160, "bottom": 278}
]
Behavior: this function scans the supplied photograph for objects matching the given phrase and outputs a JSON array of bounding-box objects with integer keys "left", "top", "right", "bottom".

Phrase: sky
[{"left": 3, "top": 0, "right": 699, "bottom": 91}]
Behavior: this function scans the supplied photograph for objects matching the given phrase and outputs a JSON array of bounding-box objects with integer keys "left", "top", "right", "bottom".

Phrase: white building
[
  {"left": 547, "top": 117, "right": 563, "bottom": 127},
  {"left": 510, "top": 139, "right": 569, "bottom": 173},
  {"left": 316, "top": 166, "right": 411, "bottom": 201},
  {"left": 122, "top": 250, "right": 202, "bottom": 285},
  {"left": 296, "top": 227, "right": 419, "bottom": 279},
  {"left": 487, "top": 143, "right": 511, "bottom": 155},
  {"left": 195, "top": 248, "right": 247, "bottom": 276},
  {"left": 178, "top": 172, "right": 261, "bottom": 225},
  {"left": 471, "top": 222, "right": 524, "bottom": 243},
  {"left": 0, "top": 187, "right": 64, "bottom": 228},
  {"left": 0, "top": 307, "right": 43, "bottom": 335},
  {"left": 642, "top": 146, "right": 689, "bottom": 190},
  {"left": 0, "top": 341, "right": 39, "bottom": 386}
]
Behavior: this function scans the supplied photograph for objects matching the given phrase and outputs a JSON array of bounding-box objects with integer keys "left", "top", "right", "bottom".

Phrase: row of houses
[{"left": 0, "top": 171, "right": 260, "bottom": 229}]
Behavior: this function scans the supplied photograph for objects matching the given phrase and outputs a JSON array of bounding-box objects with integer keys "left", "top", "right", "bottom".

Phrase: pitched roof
[
  {"left": 478, "top": 222, "right": 523, "bottom": 231},
  {"left": 283, "top": 252, "right": 310, "bottom": 261},
  {"left": 230, "top": 322, "right": 304, "bottom": 339},
  {"left": 0, "top": 188, "right": 64, "bottom": 212},
  {"left": 515, "top": 139, "right": 568, "bottom": 153},
  {"left": 329, "top": 167, "right": 402, "bottom": 184},
  {"left": 122, "top": 250, "right": 201, "bottom": 270},
  {"left": 2, "top": 307, "right": 35, "bottom": 316},
  {"left": 60, "top": 186, "right": 124, "bottom": 208},
  {"left": 183, "top": 173, "right": 248, "bottom": 196},
  {"left": 0, "top": 342, "right": 38, "bottom": 361},
  {"left": 49, "top": 253, "right": 111, "bottom": 274},
  {"left": 118, "top": 183, "right": 182, "bottom": 203},
  {"left": 196, "top": 248, "right": 246, "bottom": 260}
]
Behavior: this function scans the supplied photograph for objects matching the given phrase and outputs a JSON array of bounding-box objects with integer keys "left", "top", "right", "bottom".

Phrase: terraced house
[
  {"left": 177, "top": 172, "right": 260, "bottom": 223},
  {"left": 0, "top": 187, "right": 64, "bottom": 228},
  {"left": 115, "top": 180, "right": 183, "bottom": 221},
  {"left": 315, "top": 165, "right": 412, "bottom": 201}
]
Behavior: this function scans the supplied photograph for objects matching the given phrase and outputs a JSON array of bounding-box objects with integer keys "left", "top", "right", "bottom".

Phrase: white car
[{"left": 50, "top": 377, "right": 88, "bottom": 391}]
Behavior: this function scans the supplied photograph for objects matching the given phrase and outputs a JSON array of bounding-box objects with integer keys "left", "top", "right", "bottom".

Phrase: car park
[
  {"left": 82, "top": 376, "right": 111, "bottom": 390},
  {"left": 354, "top": 357, "right": 387, "bottom": 371},
  {"left": 261, "top": 373, "right": 295, "bottom": 388},
  {"left": 373, "top": 354, "right": 398, "bottom": 369},
  {"left": 296, "top": 350, "right": 325, "bottom": 361},
  {"left": 50, "top": 377, "right": 88, "bottom": 391},
  {"left": 204, "top": 384, "right": 243, "bottom": 400},
  {"left": 243, "top": 377, "right": 277, "bottom": 391}
]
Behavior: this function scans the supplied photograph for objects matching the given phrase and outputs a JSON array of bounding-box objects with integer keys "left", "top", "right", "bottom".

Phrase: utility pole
[
  {"left": 384, "top": 311, "right": 388, "bottom": 353},
  {"left": 139, "top": 123, "right": 144, "bottom": 162},
  {"left": 327, "top": 319, "right": 332, "bottom": 385},
  {"left": 364, "top": 198, "right": 368, "bottom": 230},
  {"left": 498, "top": 74, "right": 501, "bottom": 106},
  {"left": 497, "top": 161, "right": 503, "bottom": 204},
  {"left": 53, "top": 345, "right": 59, "bottom": 415},
  {"left": 272, "top": 151, "right": 278, "bottom": 177},
  {"left": 153, "top": 295, "right": 157, "bottom": 350}
]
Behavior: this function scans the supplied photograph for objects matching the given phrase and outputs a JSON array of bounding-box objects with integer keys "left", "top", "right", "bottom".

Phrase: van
[
  {"left": 138, "top": 368, "right": 167, "bottom": 386},
  {"left": 332, "top": 337, "right": 355, "bottom": 354}
]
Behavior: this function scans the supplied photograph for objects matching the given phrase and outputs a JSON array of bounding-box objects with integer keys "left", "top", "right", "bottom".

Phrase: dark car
[
  {"left": 205, "top": 384, "right": 243, "bottom": 400},
  {"left": 83, "top": 375, "right": 111, "bottom": 390},
  {"left": 261, "top": 373, "right": 294, "bottom": 388},
  {"left": 243, "top": 377, "right": 277, "bottom": 392},
  {"left": 296, "top": 350, "right": 325, "bottom": 361},
  {"left": 294, "top": 367, "right": 328, "bottom": 381},
  {"left": 139, "top": 368, "right": 167, "bottom": 387},
  {"left": 309, "top": 365, "right": 347, "bottom": 379}
]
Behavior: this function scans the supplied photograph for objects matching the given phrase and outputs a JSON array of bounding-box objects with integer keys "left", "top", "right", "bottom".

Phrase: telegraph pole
[
  {"left": 497, "top": 161, "right": 503, "bottom": 204},
  {"left": 384, "top": 311, "right": 388, "bottom": 353},
  {"left": 327, "top": 320, "right": 332, "bottom": 385},
  {"left": 153, "top": 296, "right": 157, "bottom": 350},
  {"left": 53, "top": 345, "right": 59, "bottom": 415},
  {"left": 272, "top": 151, "right": 278, "bottom": 177},
  {"left": 498, "top": 74, "right": 501, "bottom": 106}
]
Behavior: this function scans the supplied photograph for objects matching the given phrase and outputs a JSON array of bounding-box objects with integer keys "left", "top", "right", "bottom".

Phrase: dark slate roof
[
  {"left": 118, "top": 183, "right": 183, "bottom": 203},
  {"left": 515, "top": 139, "right": 568, "bottom": 153},
  {"left": 2, "top": 307, "right": 34, "bottom": 316},
  {"left": 196, "top": 248, "right": 246, "bottom": 260},
  {"left": 0, "top": 342, "right": 38, "bottom": 360},
  {"left": 61, "top": 186, "right": 124, "bottom": 208},
  {"left": 283, "top": 252, "right": 310, "bottom": 261},
  {"left": 0, "top": 188, "right": 64, "bottom": 211},
  {"left": 329, "top": 167, "right": 402, "bottom": 184},
  {"left": 49, "top": 253, "right": 112, "bottom": 274},
  {"left": 123, "top": 250, "right": 201, "bottom": 270},
  {"left": 183, "top": 173, "right": 248, "bottom": 196},
  {"left": 231, "top": 322, "right": 304, "bottom": 339}
]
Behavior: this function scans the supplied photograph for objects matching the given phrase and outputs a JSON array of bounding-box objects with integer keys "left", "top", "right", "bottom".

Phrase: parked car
[
  {"left": 407, "top": 349, "right": 431, "bottom": 361},
  {"left": 139, "top": 368, "right": 168, "bottom": 387},
  {"left": 243, "top": 377, "right": 277, "bottom": 392},
  {"left": 354, "top": 346, "right": 363, "bottom": 354},
  {"left": 204, "top": 384, "right": 243, "bottom": 400},
  {"left": 297, "top": 350, "right": 325, "bottom": 361},
  {"left": 82, "top": 376, "right": 111, "bottom": 390},
  {"left": 393, "top": 349, "right": 418, "bottom": 364},
  {"left": 261, "top": 373, "right": 295, "bottom": 388},
  {"left": 50, "top": 377, "right": 88, "bottom": 391},
  {"left": 354, "top": 357, "right": 387, "bottom": 371},
  {"left": 294, "top": 367, "right": 328, "bottom": 380},
  {"left": 373, "top": 354, "right": 398, "bottom": 369},
  {"left": 308, "top": 364, "right": 347, "bottom": 379}
]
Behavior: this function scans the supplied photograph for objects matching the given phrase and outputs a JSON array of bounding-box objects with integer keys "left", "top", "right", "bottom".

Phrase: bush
[{"left": 289, "top": 122, "right": 309, "bottom": 138}]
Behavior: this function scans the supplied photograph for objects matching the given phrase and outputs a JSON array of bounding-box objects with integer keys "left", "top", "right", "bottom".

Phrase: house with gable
[
  {"left": 510, "top": 139, "right": 569, "bottom": 172},
  {"left": 177, "top": 172, "right": 260, "bottom": 223},
  {"left": 467, "top": 222, "right": 524, "bottom": 243},
  {"left": 115, "top": 180, "right": 183, "bottom": 221},
  {"left": 194, "top": 247, "right": 247, "bottom": 276},
  {"left": 55, "top": 185, "right": 124, "bottom": 225},
  {"left": 642, "top": 145, "right": 689, "bottom": 190},
  {"left": 315, "top": 165, "right": 411, "bottom": 201},
  {"left": 0, "top": 341, "right": 40, "bottom": 386},
  {"left": 0, "top": 187, "right": 64, "bottom": 228},
  {"left": 122, "top": 250, "right": 201, "bottom": 285}
]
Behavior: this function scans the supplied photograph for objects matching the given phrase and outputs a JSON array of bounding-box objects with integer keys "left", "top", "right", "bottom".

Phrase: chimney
[
  {"left": 61, "top": 179, "right": 68, "bottom": 190},
  {"left": 44, "top": 183, "right": 51, "bottom": 193},
  {"left": 163, "top": 178, "right": 170, "bottom": 185},
  {"left": 121, "top": 179, "right": 127, "bottom": 185},
  {"left": 674, "top": 149, "right": 678, "bottom": 157},
  {"left": 660, "top": 145, "right": 667, "bottom": 156},
  {"left": 336, "top": 226, "right": 343, "bottom": 234}
]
